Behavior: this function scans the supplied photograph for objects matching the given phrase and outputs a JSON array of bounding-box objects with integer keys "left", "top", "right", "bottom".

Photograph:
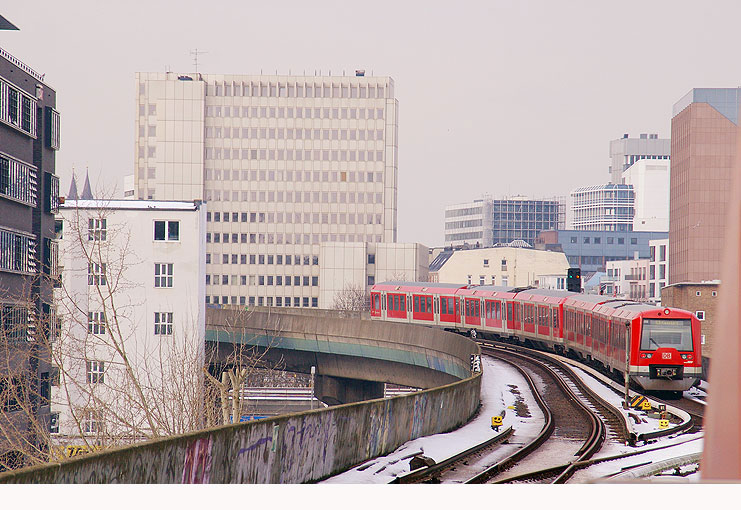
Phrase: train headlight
[
  {"left": 664, "top": 308, "right": 670, "bottom": 315},
  {"left": 681, "top": 354, "right": 687, "bottom": 360}
]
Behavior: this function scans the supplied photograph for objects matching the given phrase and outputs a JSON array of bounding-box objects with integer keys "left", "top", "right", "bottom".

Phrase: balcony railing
[{"left": 0, "top": 46, "right": 45, "bottom": 82}]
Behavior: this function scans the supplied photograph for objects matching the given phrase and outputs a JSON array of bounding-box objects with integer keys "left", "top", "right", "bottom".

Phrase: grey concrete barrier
[{"left": 0, "top": 308, "right": 482, "bottom": 483}]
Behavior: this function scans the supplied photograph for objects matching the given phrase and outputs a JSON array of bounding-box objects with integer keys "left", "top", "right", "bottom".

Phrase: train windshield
[{"left": 640, "top": 318, "right": 693, "bottom": 351}]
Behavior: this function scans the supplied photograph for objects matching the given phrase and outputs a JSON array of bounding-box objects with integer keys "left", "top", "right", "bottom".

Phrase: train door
[
  {"left": 412, "top": 294, "right": 434, "bottom": 323},
  {"left": 537, "top": 305, "right": 549, "bottom": 337},
  {"left": 386, "top": 292, "right": 407, "bottom": 320},
  {"left": 464, "top": 298, "right": 481, "bottom": 327},
  {"left": 370, "top": 292, "right": 382, "bottom": 318},
  {"left": 439, "top": 295, "right": 456, "bottom": 324}
]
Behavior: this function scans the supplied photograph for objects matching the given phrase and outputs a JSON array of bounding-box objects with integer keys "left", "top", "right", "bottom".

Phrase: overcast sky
[{"left": 3, "top": 1, "right": 741, "bottom": 247}]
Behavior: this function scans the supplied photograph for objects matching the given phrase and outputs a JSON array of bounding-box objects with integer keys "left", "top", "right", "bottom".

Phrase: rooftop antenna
[{"left": 190, "top": 48, "right": 207, "bottom": 74}]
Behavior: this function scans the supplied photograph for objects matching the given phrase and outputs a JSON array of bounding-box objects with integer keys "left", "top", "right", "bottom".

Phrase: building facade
[
  {"left": 622, "top": 159, "right": 670, "bottom": 232},
  {"left": 608, "top": 132, "right": 670, "bottom": 184},
  {"left": 648, "top": 238, "right": 669, "bottom": 303},
  {"left": 534, "top": 229, "right": 668, "bottom": 274},
  {"left": 0, "top": 41, "right": 61, "bottom": 470},
  {"left": 570, "top": 184, "right": 635, "bottom": 231},
  {"left": 602, "top": 258, "right": 650, "bottom": 300},
  {"left": 429, "top": 246, "right": 569, "bottom": 288},
  {"left": 319, "top": 242, "right": 429, "bottom": 308},
  {"left": 135, "top": 72, "right": 398, "bottom": 308},
  {"left": 444, "top": 196, "right": 564, "bottom": 248},
  {"left": 53, "top": 200, "right": 206, "bottom": 449},
  {"left": 661, "top": 281, "right": 719, "bottom": 377},
  {"left": 669, "top": 88, "right": 739, "bottom": 284}
]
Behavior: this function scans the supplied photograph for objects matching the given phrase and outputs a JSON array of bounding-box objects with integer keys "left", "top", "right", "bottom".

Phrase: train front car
[{"left": 629, "top": 307, "right": 702, "bottom": 394}]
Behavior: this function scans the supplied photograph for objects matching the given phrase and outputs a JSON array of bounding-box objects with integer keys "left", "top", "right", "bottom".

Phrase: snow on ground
[
  {"left": 324, "top": 352, "right": 706, "bottom": 485},
  {"left": 322, "top": 355, "right": 544, "bottom": 483}
]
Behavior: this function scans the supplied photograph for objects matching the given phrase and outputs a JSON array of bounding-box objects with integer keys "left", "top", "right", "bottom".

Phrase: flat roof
[{"left": 61, "top": 199, "right": 202, "bottom": 211}]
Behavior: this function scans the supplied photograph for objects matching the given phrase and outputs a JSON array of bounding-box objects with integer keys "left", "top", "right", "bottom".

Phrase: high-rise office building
[
  {"left": 135, "top": 72, "right": 398, "bottom": 307},
  {"left": 608, "top": 133, "right": 670, "bottom": 184},
  {"left": 444, "top": 196, "right": 564, "bottom": 248},
  {"left": 669, "top": 88, "right": 739, "bottom": 284},
  {"left": 1, "top": 31, "right": 61, "bottom": 469}
]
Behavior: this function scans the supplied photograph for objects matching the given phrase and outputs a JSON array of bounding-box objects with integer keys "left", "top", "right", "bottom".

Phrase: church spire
[
  {"left": 67, "top": 172, "right": 79, "bottom": 200},
  {"left": 81, "top": 169, "right": 93, "bottom": 200}
]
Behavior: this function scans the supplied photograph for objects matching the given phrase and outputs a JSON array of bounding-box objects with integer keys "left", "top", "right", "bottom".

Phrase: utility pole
[
  {"left": 310, "top": 366, "right": 316, "bottom": 410},
  {"left": 624, "top": 323, "right": 631, "bottom": 409}
]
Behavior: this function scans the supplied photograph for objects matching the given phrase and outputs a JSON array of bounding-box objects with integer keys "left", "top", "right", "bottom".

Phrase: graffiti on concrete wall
[{"left": 182, "top": 437, "right": 213, "bottom": 483}]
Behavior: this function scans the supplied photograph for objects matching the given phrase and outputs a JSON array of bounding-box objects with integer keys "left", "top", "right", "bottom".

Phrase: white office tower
[{"left": 135, "top": 72, "right": 399, "bottom": 307}]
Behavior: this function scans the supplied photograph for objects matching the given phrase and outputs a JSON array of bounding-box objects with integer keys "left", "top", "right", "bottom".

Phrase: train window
[
  {"left": 414, "top": 296, "right": 419, "bottom": 313},
  {"left": 507, "top": 302, "right": 512, "bottom": 321},
  {"left": 641, "top": 318, "right": 693, "bottom": 351},
  {"left": 427, "top": 297, "right": 432, "bottom": 313},
  {"left": 441, "top": 298, "right": 447, "bottom": 315}
]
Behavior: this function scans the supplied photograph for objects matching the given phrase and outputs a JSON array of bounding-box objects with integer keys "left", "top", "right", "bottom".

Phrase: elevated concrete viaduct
[
  {"left": 0, "top": 308, "right": 481, "bottom": 484},
  {"left": 206, "top": 307, "right": 474, "bottom": 405}
]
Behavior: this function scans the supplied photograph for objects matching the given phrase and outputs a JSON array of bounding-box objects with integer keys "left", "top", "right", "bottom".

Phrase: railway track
[
  {"left": 392, "top": 344, "right": 630, "bottom": 484},
  {"left": 388, "top": 340, "right": 703, "bottom": 485},
  {"left": 470, "top": 344, "right": 628, "bottom": 483}
]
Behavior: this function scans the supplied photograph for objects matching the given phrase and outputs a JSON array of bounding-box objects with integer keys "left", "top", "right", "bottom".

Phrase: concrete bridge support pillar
[{"left": 314, "top": 375, "right": 385, "bottom": 406}]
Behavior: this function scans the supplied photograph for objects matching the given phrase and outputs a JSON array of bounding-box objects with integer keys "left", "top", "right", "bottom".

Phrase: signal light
[{"left": 567, "top": 268, "right": 581, "bottom": 292}]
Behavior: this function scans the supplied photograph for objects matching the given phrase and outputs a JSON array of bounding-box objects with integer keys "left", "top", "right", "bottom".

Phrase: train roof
[
  {"left": 458, "top": 285, "right": 518, "bottom": 298},
  {"left": 372, "top": 281, "right": 467, "bottom": 294}
]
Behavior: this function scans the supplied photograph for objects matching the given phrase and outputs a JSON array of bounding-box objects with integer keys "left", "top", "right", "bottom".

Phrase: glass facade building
[{"left": 445, "top": 196, "right": 564, "bottom": 248}]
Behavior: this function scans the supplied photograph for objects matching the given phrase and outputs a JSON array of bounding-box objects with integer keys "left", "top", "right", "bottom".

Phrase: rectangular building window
[
  {"left": 83, "top": 410, "right": 101, "bottom": 434},
  {"left": 154, "top": 263, "right": 173, "bottom": 288},
  {"left": 86, "top": 361, "right": 105, "bottom": 384},
  {"left": 0, "top": 77, "right": 38, "bottom": 137},
  {"left": 154, "top": 220, "right": 179, "bottom": 241},
  {"left": 88, "top": 262, "right": 107, "bottom": 286},
  {"left": 0, "top": 229, "right": 36, "bottom": 274},
  {"left": 88, "top": 311, "right": 106, "bottom": 335},
  {"left": 0, "top": 153, "right": 38, "bottom": 206},
  {"left": 88, "top": 218, "right": 107, "bottom": 241},
  {"left": 154, "top": 312, "right": 173, "bottom": 335}
]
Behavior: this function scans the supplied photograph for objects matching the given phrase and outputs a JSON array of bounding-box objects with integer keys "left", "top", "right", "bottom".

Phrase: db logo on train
[{"left": 662, "top": 352, "right": 672, "bottom": 360}]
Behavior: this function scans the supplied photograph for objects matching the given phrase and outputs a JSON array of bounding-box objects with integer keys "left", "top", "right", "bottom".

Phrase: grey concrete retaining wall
[
  {"left": 0, "top": 372, "right": 481, "bottom": 483},
  {"left": 0, "top": 308, "right": 482, "bottom": 483}
]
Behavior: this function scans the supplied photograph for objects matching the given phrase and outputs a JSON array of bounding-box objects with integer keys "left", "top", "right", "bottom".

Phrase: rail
[{"left": 390, "top": 426, "right": 514, "bottom": 484}]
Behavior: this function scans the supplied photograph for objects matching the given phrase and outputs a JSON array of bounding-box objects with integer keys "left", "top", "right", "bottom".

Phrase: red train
[{"left": 370, "top": 282, "right": 702, "bottom": 394}]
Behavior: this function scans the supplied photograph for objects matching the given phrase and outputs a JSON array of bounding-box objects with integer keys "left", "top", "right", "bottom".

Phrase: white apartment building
[
  {"left": 429, "top": 247, "right": 569, "bottom": 288},
  {"left": 603, "top": 257, "right": 650, "bottom": 300},
  {"left": 622, "top": 159, "right": 670, "bottom": 232},
  {"left": 134, "top": 72, "right": 398, "bottom": 309},
  {"left": 52, "top": 200, "right": 206, "bottom": 448},
  {"left": 319, "top": 242, "right": 429, "bottom": 308},
  {"left": 648, "top": 238, "right": 669, "bottom": 303}
]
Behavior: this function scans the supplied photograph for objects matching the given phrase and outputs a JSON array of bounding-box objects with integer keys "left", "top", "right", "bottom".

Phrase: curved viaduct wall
[
  {"left": 0, "top": 308, "right": 481, "bottom": 484},
  {"left": 206, "top": 307, "right": 478, "bottom": 389}
]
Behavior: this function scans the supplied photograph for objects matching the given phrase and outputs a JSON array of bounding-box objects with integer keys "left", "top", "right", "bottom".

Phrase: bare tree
[
  {"left": 0, "top": 278, "right": 54, "bottom": 469},
  {"left": 332, "top": 283, "right": 370, "bottom": 312}
]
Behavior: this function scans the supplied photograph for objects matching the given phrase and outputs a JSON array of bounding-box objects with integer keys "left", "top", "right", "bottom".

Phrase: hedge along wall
[{"left": 0, "top": 372, "right": 481, "bottom": 483}]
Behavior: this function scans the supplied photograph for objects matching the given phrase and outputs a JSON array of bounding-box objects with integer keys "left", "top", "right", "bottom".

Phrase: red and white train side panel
[{"left": 370, "top": 282, "right": 702, "bottom": 392}]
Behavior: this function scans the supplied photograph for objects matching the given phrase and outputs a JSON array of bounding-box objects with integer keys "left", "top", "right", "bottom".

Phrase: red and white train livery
[{"left": 370, "top": 282, "right": 702, "bottom": 393}]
